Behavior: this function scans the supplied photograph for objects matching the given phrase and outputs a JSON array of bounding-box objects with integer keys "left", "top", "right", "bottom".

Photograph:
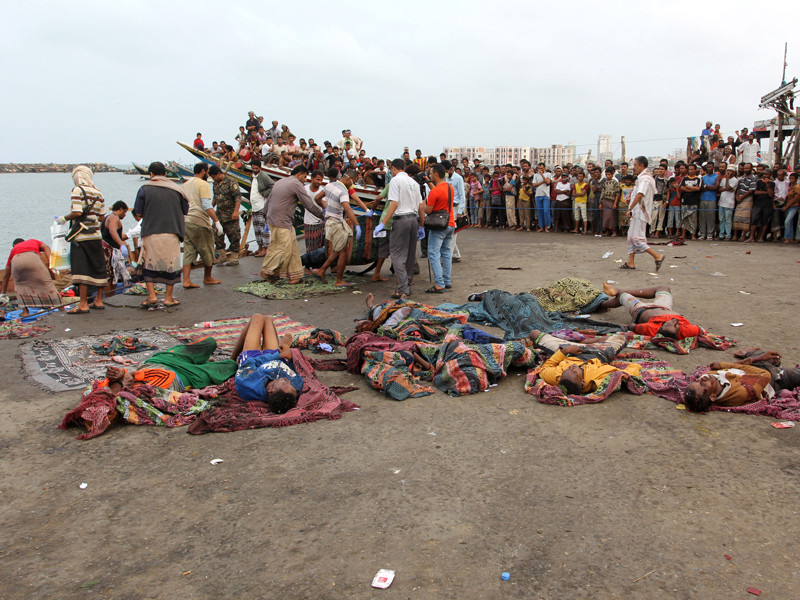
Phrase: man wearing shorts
[
  {"left": 231, "top": 314, "right": 304, "bottom": 414},
  {"left": 181, "top": 163, "right": 223, "bottom": 288},
  {"left": 598, "top": 284, "right": 701, "bottom": 340},
  {"left": 313, "top": 169, "right": 360, "bottom": 287}
]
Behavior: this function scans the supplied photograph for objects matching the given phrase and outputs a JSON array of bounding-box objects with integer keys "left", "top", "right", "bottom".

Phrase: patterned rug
[
  {"left": 21, "top": 329, "right": 181, "bottom": 392},
  {"left": 234, "top": 275, "right": 357, "bottom": 300},
  {"left": 0, "top": 320, "right": 53, "bottom": 340},
  {"left": 158, "top": 313, "right": 343, "bottom": 355}
]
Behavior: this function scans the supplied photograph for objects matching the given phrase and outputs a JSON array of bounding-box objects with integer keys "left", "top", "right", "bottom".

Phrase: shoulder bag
[{"left": 425, "top": 185, "right": 452, "bottom": 230}]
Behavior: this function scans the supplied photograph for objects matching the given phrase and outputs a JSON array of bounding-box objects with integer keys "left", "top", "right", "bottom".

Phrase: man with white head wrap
[{"left": 56, "top": 165, "right": 107, "bottom": 313}]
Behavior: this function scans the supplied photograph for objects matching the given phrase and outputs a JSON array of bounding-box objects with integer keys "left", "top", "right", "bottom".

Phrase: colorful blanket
[
  {"left": 158, "top": 314, "right": 344, "bottom": 354},
  {"left": 356, "top": 298, "right": 468, "bottom": 334},
  {"left": 525, "top": 351, "right": 688, "bottom": 407},
  {"left": 125, "top": 283, "right": 166, "bottom": 296},
  {"left": 0, "top": 320, "right": 52, "bottom": 340},
  {"left": 234, "top": 275, "right": 357, "bottom": 300},
  {"left": 187, "top": 349, "right": 359, "bottom": 433},
  {"left": 361, "top": 350, "right": 435, "bottom": 401},
  {"left": 626, "top": 330, "right": 736, "bottom": 355},
  {"left": 433, "top": 325, "right": 539, "bottom": 396},
  {"left": 59, "top": 380, "right": 229, "bottom": 440},
  {"left": 685, "top": 365, "right": 800, "bottom": 421},
  {"left": 529, "top": 277, "right": 609, "bottom": 313},
  {"left": 439, "top": 289, "right": 624, "bottom": 340}
]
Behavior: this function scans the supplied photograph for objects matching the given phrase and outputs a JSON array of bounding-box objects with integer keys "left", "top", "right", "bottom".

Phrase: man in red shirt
[
  {"left": 423, "top": 163, "right": 455, "bottom": 294},
  {"left": 599, "top": 283, "right": 701, "bottom": 340},
  {"left": 193, "top": 133, "right": 205, "bottom": 151}
]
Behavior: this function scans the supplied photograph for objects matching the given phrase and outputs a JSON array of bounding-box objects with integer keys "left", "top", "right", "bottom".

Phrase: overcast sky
[{"left": 3, "top": 0, "right": 799, "bottom": 165}]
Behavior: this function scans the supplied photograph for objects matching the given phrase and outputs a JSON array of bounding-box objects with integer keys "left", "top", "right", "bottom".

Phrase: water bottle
[
  {"left": 194, "top": 321, "right": 216, "bottom": 328},
  {"left": 602, "top": 251, "right": 613, "bottom": 259}
]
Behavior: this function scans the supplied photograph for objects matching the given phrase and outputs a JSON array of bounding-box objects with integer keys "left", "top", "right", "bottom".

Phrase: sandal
[
  {"left": 654, "top": 256, "right": 664, "bottom": 271},
  {"left": 140, "top": 300, "right": 159, "bottom": 307},
  {"left": 68, "top": 307, "right": 90, "bottom": 314},
  {"left": 425, "top": 286, "right": 446, "bottom": 294},
  {"left": 390, "top": 292, "right": 405, "bottom": 300},
  {"left": 619, "top": 263, "right": 636, "bottom": 270},
  {"left": 334, "top": 282, "right": 355, "bottom": 288},
  {"left": 163, "top": 299, "right": 181, "bottom": 307},
  {"left": 90, "top": 304, "right": 105, "bottom": 310}
]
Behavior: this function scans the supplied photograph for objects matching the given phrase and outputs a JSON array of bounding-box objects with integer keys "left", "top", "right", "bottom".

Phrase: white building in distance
[
  {"left": 597, "top": 134, "right": 613, "bottom": 162},
  {"left": 443, "top": 143, "right": 576, "bottom": 167},
  {"left": 442, "top": 146, "right": 492, "bottom": 164}
]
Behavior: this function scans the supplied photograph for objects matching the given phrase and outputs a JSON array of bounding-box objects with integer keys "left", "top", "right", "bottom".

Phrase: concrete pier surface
[{"left": 1, "top": 229, "right": 798, "bottom": 599}]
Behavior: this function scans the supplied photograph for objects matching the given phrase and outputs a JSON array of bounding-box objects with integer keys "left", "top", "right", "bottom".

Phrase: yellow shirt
[
  {"left": 573, "top": 182, "right": 588, "bottom": 204},
  {"left": 538, "top": 349, "right": 641, "bottom": 393}
]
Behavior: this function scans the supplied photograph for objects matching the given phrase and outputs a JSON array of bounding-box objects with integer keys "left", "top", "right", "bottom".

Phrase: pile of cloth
[
  {"left": 626, "top": 331, "right": 736, "bottom": 355},
  {"left": 439, "top": 289, "right": 624, "bottom": 341},
  {"left": 529, "top": 277, "right": 609, "bottom": 314},
  {"left": 91, "top": 335, "right": 157, "bottom": 356}
]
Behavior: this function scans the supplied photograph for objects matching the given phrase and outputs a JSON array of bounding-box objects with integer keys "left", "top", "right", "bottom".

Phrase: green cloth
[
  {"left": 529, "top": 277, "right": 602, "bottom": 313},
  {"left": 145, "top": 336, "right": 236, "bottom": 389}
]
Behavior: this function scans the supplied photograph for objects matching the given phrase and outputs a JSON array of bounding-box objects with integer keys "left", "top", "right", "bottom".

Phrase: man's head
[
  {"left": 196, "top": 132, "right": 202, "bottom": 139},
  {"left": 655, "top": 318, "right": 680, "bottom": 339},
  {"left": 684, "top": 372, "right": 725, "bottom": 412},
  {"left": 265, "top": 377, "right": 299, "bottom": 414},
  {"left": 790, "top": 173, "right": 798, "bottom": 185},
  {"left": 390, "top": 158, "right": 406, "bottom": 175},
  {"left": 148, "top": 161, "right": 167, "bottom": 177},
  {"left": 442, "top": 160, "right": 454, "bottom": 175},
  {"left": 310, "top": 169, "right": 324, "bottom": 187},
  {"left": 111, "top": 200, "right": 129, "bottom": 216},
  {"left": 209, "top": 165, "right": 225, "bottom": 182},
  {"left": 193, "top": 162, "right": 209, "bottom": 178},
  {"left": 633, "top": 156, "right": 648, "bottom": 175},
  {"left": 430, "top": 163, "right": 446, "bottom": 183},
  {"left": 687, "top": 164, "right": 698, "bottom": 176},
  {"left": 620, "top": 162, "right": 629, "bottom": 173},
  {"left": 290, "top": 164, "right": 309, "bottom": 180},
  {"left": 251, "top": 160, "right": 261, "bottom": 174},
  {"left": 704, "top": 162, "right": 714, "bottom": 174},
  {"left": 560, "top": 364, "right": 584, "bottom": 395}
]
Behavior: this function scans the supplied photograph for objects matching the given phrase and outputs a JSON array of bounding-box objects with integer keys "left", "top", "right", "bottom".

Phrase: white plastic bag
[{"left": 50, "top": 219, "right": 71, "bottom": 272}]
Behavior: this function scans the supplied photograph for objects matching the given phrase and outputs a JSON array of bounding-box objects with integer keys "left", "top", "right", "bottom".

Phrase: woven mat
[
  {"left": 158, "top": 313, "right": 316, "bottom": 354},
  {"left": 234, "top": 275, "right": 357, "bottom": 300},
  {"left": 21, "top": 329, "right": 181, "bottom": 393}
]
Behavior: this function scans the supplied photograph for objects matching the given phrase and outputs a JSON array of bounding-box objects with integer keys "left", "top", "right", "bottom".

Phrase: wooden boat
[
  {"left": 131, "top": 162, "right": 185, "bottom": 182},
  {"left": 178, "top": 142, "right": 384, "bottom": 265}
]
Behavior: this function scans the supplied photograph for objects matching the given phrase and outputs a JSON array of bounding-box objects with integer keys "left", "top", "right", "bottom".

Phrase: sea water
[{"left": 0, "top": 173, "right": 150, "bottom": 251}]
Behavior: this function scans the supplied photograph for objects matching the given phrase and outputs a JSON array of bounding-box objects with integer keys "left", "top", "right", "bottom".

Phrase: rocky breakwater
[{"left": 0, "top": 162, "right": 123, "bottom": 173}]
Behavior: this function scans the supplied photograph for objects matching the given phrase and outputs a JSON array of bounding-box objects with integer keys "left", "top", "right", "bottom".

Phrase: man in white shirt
[
  {"left": 373, "top": 159, "right": 425, "bottom": 299},
  {"left": 717, "top": 163, "right": 738, "bottom": 240},
  {"left": 444, "top": 160, "right": 466, "bottom": 261},
  {"left": 620, "top": 156, "right": 665, "bottom": 271},
  {"left": 336, "top": 129, "right": 363, "bottom": 153},
  {"left": 250, "top": 160, "right": 274, "bottom": 257},
  {"left": 736, "top": 134, "right": 761, "bottom": 165},
  {"left": 772, "top": 169, "right": 789, "bottom": 240},
  {"left": 313, "top": 169, "right": 361, "bottom": 287}
]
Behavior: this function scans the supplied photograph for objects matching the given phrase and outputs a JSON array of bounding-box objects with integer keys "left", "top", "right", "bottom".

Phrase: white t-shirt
[
  {"left": 533, "top": 172, "right": 550, "bottom": 197},
  {"left": 250, "top": 177, "right": 266, "bottom": 212},
  {"left": 718, "top": 176, "right": 738, "bottom": 208},
  {"left": 774, "top": 179, "right": 789, "bottom": 205},
  {"left": 555, "top": 181, "right": 571, "bottom": 201},
  {"left": 304, "top": 184, "right": 323, "bottom": 225}
]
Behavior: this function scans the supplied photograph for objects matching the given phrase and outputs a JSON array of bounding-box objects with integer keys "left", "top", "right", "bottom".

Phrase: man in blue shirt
[
  {"left": 231, "top": 314, "right": 304, "bottom": 413},
  {"left": 699, "top": 162, "right": 719, "bottom": 239},
  {"left": 444, "top": 160, "right": 466, "bottom": 262}
]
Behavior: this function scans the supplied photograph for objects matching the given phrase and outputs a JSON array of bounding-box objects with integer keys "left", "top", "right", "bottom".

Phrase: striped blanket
[{"left": 525, "top": 351, "right": 688, "bottom": 407}]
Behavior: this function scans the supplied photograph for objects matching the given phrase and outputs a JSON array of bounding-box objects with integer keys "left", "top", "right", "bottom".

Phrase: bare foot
[
  {"left": 371, "top": 276, "right": 388, "bottom": 282},
  {"left": 733, "top": 347, "right": 761, "bottom": 359},
  {"left": 203, "top": 278, "right": 222, "bottom": 285},
  {"left": 281, "top": 333, "right": 293, "bottom": 346},
  {"left": 183, "top": 281, "right": 200, "bottom": 289},
  {"left": 603, "top": 282, "right": 620, "bottom": 297},
  {"left": 287, "top": 279, "right": 304, "bottom": 285},
  {"left": 365, "top": 292, "right": 374, "bottom": 309}
]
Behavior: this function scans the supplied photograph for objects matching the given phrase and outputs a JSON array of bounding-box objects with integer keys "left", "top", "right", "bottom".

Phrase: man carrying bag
[{"left": 423, "top": 163, "right": 455, "bottom": 294}]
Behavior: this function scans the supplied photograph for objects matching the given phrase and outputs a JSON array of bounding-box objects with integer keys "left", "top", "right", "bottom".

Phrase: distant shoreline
[{"left": 0, "top": 163, "right": 125, "bottom": 174}]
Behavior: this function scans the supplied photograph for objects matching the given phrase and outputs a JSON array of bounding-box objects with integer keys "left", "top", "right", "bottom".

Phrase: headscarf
[{"left": 71, "top": 165, "right": 101, "bottom": 195}]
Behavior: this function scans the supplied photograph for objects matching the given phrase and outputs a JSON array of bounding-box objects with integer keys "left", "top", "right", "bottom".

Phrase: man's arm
[{"left": 258, "top": 173, "right": 274, "bottom": 198}]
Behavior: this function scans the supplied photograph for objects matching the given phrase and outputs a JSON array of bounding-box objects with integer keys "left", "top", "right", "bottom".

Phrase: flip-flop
[
  {"left": 619, "top": 264, "right": 636, "bottom": 270},
  {"left": 141, "top": 300, "right": 159, "bottom": 307},
  {"left": 68, "top": 308, "right": 90, "bottom": 314},
  {"left": 163, "top": 299, "right": 181, "bottom": 307},
  {"left": 90, "top": 304, "right": 105, "bottom": 310},
  {"left": 334, "top": 282, "right": 355, "bottom": 288},
  {"left": 425, "top": 286, "right": 446, "bottom": 294},
  {"left": 654, "top": 256, "right": 664, "bottom": 271}
]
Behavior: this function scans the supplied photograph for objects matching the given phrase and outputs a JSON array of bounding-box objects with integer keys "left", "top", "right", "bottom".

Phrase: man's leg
[
  {"left": 389, "top": 217, "right": 414, "bottom": 296},
  {"left": 427, "top": 228, "right": 445, "bottom": 289},
  {"left": 231, "top": 314, "right": 266, "bottom": 359},
  {"left": 440, "top": 227, "right": 454, "bottom": 287},
  {"left": 600, "top": 283, "right": 669, "bottom": 311},
  {"left": 451, "top": 231, "right": 460, "bottom": 260},
  {"left": 143, "top": 282, "right": 158, "bottom": 304},
  {"left": 334, "top": 250, "right": 348, "bottom": 285},
  {"left": 314, "top": 247, "right": 339, "bottom": 283}
]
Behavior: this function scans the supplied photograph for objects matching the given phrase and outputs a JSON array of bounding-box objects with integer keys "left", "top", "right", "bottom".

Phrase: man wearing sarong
[
  {"left": 260, "top": 165, "right": 324, "bottom": 283},
  {"left": 1, "top": 238, "right": 63, "bottom": 317},
  {"left": 133, "top": 162, "right": 189, "bottom": 307},
  {"left": 598, "top": 283, "right": 702, "bottom": 341},
  {"left": 529, "top": 328, "right": 640, "bottom": 396},
  {"left": 619, "top": 156, "right": 665, "bottom": 271}
]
